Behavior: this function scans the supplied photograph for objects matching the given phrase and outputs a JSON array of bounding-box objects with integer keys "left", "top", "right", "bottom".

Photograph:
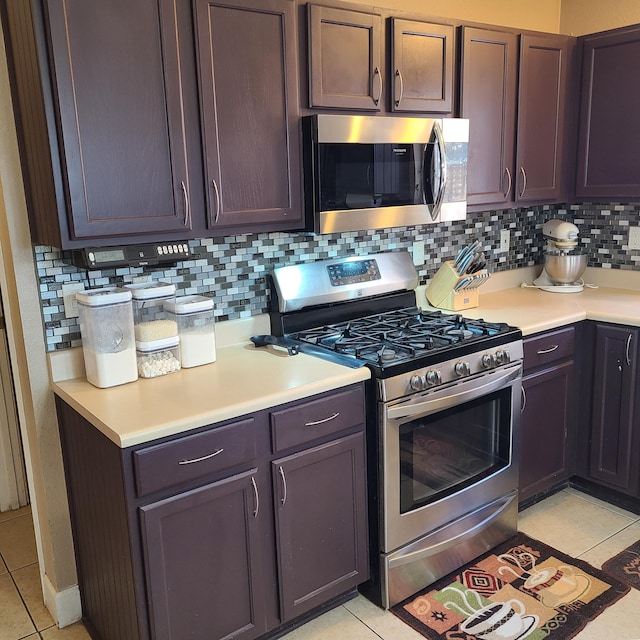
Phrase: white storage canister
[
  {"left": 164, "top": 295, "right": 216, "bottom": 367},
  {"left": 125, "top": 281, "right": 178, "bottom": 342},
  {"left": 76, "top": 287, "right": 138, "bottom": 388},
  {"left": 136, "top": 336, "right": 181, "bottom": 378}
]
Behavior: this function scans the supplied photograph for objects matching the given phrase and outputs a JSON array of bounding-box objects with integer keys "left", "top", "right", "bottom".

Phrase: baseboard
[{"left": 42, "top": 574, "right": 82, "bottom": 628}]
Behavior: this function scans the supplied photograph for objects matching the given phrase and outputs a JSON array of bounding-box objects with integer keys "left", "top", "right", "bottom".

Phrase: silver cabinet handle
[
  {"left": 278, "top": 466, "right": 287, "bottom": 506},
  {"left": 519, "top": 166, "right": 527, "bottom": 198},
  {"left": 211, "top": 179, "right": 221, "bottom": 224},
  {"left": 537, "top": 344, "right": 559, "bottom": 355},
  {"left": 178, "top": 448, "right": 224, "bottom": 465},
  {"left": 305, "top": 412, "right": 340, "bottom": 426},
  {"left": 521, "top": 386, "right": 526, "bottom": 414},
  {"left": 250, "top": 477, "right": 259, "bottom": 518},
  {"left": 180, "top": 181, "right": 190, "bottom": 227},
  {"left": 503, "top": 167, "right": 512, "bottom": 198},
  {"left": 373, "top": 66, "right": 382, "bottom": 106},
  {"left": 626, "top": 333, "right": 632, "bottom": 366},
  {"left": 394, "top": 68, "right": 404, "bottom": 107}
]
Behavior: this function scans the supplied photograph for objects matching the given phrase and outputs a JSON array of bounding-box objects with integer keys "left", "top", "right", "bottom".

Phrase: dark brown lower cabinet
[
  {"left": 56, "top": 383, "right": 368, "bottom": 640},
  {"left": 587, "top": 323, "right": 640, "bottom": 496},
  {"left": 140, "top": 470, "right": 266, "bottom": 640},
  {"left": 520, "top": 362, "right": 573, "bottom": 502},
  {"left": 519, "top": 326, "right": 576, "bottom": 503},
  {"left": 273, "top": 434, "right": 367, "bottom": 622}
]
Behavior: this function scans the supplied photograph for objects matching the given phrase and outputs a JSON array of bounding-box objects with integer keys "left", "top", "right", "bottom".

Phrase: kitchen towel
[{"left": 391, "top": 532, "right": 629, "bottom": 640}]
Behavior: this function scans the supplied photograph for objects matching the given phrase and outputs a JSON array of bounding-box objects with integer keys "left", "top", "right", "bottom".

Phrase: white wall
[
  {"left": 561, "top": 0, "right": 640, "bottom": 35},
  {"left": 0, "top": 20, "right": 78, "bottom": 623},
  {"left": 348, "top": 0, "right": 562, "bottom": 32}
]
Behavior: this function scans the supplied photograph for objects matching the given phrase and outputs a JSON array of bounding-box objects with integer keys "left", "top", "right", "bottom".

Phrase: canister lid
[
  {"left": 75, "top": 287, "right": 132, "bottom": 306},
  {"left": 164, "top": 295, "right": 214, "bottom": 314},
  {"left": 124, "top": 281, "right": 176, "bottom": 299},
  {"left": 135, "top": 335, "right": 180, "bottom": 352}
]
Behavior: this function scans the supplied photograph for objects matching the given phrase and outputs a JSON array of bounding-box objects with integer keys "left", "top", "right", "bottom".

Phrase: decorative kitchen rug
[
  {"left": 602, "top": 540, "right": 640, "bottom": 591},
  {"left": 391, "top": 533, "right": 630, "bottom": 640}
]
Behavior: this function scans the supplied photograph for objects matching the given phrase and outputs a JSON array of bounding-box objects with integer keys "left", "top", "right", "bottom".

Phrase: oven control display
[{"left": 327, "top": 259, "right": 381, "bottom": 286}]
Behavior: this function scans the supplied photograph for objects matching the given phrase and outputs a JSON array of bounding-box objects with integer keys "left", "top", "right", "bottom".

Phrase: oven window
[
  {"left": 398, "top": 388, "right": 511, "bottom": 514},
  {"left": 318, "top": 143, "right": 426, "bottom": 211}
]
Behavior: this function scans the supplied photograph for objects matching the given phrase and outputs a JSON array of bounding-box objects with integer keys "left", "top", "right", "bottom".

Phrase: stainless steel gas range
[{"left": 267, "top": 251, "right": 523, "bottom": 609}]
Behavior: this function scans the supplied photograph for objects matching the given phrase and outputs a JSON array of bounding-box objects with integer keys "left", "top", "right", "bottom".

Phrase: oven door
[{"left": 380, "top": 363, "right": 521, "bottom": 553}]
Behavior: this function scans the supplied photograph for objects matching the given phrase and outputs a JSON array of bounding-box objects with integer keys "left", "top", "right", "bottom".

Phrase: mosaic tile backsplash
[{"left": 36, "top": 203, "right": 640, "bottom": 351}]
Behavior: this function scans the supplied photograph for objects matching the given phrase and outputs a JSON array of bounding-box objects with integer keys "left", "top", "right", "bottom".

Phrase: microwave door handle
[
  {"left": 422, "top": 143, "right": 436, "bottom": 207},
  {"left": 432, "top": 121, "right": 447, "bottom": 220}
]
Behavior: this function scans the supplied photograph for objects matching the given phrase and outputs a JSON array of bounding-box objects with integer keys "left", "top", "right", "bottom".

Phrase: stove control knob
[
  {"left": 425, "top": 370, "right": 442, "bottom": 386},
  {"left": 482, "top": 353, "right": 496, "bottom": 369},
  {"left": 455, "top": 361, "right": 471, "bottom": 377},
  {"left": 410, "top": 375, "right": 427, "bottom": 391},
  {"left": 495, "top": 349, "right": 511, "bottom": 365}
]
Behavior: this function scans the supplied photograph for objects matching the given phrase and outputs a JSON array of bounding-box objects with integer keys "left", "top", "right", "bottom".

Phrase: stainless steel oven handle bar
[
  {"left": 386, "top": 365, "right": 521, "bottom": 421},
  {"left": 386, "top": 492, "right": 516, "bottom": 570}
]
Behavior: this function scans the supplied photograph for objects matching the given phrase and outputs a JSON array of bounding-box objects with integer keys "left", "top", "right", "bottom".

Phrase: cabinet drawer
[
  {"left": 524, "top": 326, "right": 575, "bottom": 370},
  {"left": 134, "top": 419, "right": 257, "bottom": 497},
  {"left": 271, "top": 386, "right": 364, "bottom": 453}
]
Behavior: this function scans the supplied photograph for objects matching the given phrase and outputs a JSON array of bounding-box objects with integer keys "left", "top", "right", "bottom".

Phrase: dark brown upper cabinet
[
  {"left": 460, "top": 27, "right": 519, "bottom": 207},
  {"left": 390, "top": 19, "right": 454, "bottom": 113},
  {"left": 461, "top": 27, "right": 573, "bottom": 208},
  {"left": 516, "top": 34, "right": 572, "bottom": 202},
  {"left": 4, "top": 0, "right": 205, "bottom": 248},
  {"left": 3, "top": 0, "right": 303, "bottom": 249},
  {"left": 194, "top": 0, "right": 303, "bottom": 234},
  {"left": 307, "top": 4, "right": 383, "bottom": 110},
  {"left": 576, "top": 25, "right": 640, "bottom": 200}
]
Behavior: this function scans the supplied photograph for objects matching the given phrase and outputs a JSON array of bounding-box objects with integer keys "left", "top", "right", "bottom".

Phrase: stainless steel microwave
[{"left": 302, "top": 114, "right": 469, "bottom": 234}]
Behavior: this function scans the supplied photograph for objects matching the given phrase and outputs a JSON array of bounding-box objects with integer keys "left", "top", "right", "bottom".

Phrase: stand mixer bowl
[{"left": 544, "top": 248, "right": 588, "bottom": 284}]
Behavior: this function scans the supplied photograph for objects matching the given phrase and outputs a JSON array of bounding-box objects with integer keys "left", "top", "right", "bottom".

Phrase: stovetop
[
  {"left": 268, "top": 250, "right": 522, "bottom": 379},
  {"left": 290, "top": 307, "right": 522, "bottom": 377}
]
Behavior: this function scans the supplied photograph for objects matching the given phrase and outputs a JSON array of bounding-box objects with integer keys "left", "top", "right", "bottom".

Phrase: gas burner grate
[{"left": 291, "top": 307, "right": 515, "bottom": 368}]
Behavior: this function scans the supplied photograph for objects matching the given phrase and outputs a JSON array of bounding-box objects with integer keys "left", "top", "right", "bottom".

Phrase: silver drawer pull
[
  {"left": 305, "top": 412, "right": 340, "bottom": 426},
  {"left": 536, "top": 344, "right": 559, "bottom": 355},
  {"left": 178, "top": 448, "right": 224, "bottom": 465}
]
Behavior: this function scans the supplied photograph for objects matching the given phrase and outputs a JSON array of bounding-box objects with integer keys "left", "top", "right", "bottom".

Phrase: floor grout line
[{"left": 576, "top": 519, "right": 640, "bottom": 561}]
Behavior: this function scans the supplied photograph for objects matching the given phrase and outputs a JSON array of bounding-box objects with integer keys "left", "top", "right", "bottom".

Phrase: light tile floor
[
  {"left": 1, "top": 489, "right": 639, "bottom": 640},
  {"left": 280, "top": 488, "right": 640, "bottom": 640},
  {"left": 0, "top": 506, "right": 90, "bottom": 640}
]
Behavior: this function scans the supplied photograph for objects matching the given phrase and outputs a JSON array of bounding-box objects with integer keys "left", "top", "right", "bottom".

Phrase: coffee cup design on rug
[
  {"left": 442, "top": 586, "right": 538, "bottom": 640},
  {"left": 498, "top": 552, "right": 591, "bottom": 608}
]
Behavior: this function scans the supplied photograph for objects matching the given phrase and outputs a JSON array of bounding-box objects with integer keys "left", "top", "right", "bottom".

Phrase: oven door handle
[{"left": 387, "top": 366, "right": 521, "bottom": 421}]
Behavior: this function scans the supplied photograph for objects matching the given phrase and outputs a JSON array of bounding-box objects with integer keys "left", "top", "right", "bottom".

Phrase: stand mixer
[{"left": 532, "top": 220, "right": 588, "bottom": 293}]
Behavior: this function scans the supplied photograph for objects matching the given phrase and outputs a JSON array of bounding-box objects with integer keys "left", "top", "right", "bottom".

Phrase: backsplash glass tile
[{"left": 34, "top": 203, "right": 640, "bottom": 351}]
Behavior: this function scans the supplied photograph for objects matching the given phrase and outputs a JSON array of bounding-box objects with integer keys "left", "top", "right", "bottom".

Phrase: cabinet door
[
  {"left": 520, "top": 362, "right": 573, "bottom": 502},
  {"left": 307, "top": 4, "right": 382, "bottom": 110},
  {"left": 516, "top": 34, "right": 571, "bottom": 202},
  {"left": 140, "top": 469, "right": 267, "bottom": 640},
  {"left": 460, "top": 27, "right": 518, "bottom": 207},
  {"left": 576, "top": 26, "right": 640, "bottom": 199},
  {"left": 194, "top": 0, "right": 303, "bottom": 233},
  {"left": 589, "top": 325, "right": 639, "bottom": 495},
  {"left": 391, "top": 19, "right": 454, "bottom": 113},
  {"left": 44, "top": 0, "right": 199, "bottom": 241},
  {"left": 272, "top": 433, "right": 368, "bottom": 622}
]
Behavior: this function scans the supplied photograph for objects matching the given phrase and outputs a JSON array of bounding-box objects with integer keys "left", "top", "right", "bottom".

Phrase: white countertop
[
  {"left": 52, "top": 342, "right": 370, "bottom": 448},
  {"left": 51, "top": 266, "right": 639, "bottom": 448},
  {"left": 418, "top": 266, "right": 640, "bottom": 335}
]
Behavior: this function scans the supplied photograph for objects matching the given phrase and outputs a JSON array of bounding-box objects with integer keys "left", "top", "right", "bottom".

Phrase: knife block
[{"left": 425, "top": 261, "right": 479, "bottom": 311}]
